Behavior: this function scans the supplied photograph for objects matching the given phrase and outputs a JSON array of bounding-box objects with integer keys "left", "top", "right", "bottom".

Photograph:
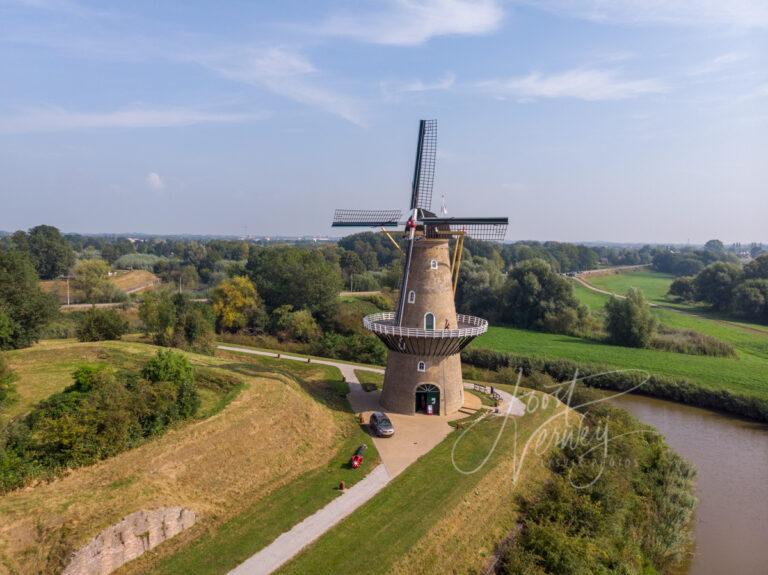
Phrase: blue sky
[{"left": 1, "top": 0, "right": 767, "bottom": 243}]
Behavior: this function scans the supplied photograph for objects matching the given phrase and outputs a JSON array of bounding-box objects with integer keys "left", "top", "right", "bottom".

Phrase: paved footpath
[{"left": 217, "top": 344, "right": 524, "bottom": 575}]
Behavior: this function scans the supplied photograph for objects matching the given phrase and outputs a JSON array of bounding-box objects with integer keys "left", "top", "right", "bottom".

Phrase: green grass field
[
  {"left": 585, "top": 269, "right": 678, "bottom": 306},
  {"left": 277, "top": 391, "right": 566, "bottom": 575},
  {"left": 472, "top": 325, "right": 768, "bottom": 401}
]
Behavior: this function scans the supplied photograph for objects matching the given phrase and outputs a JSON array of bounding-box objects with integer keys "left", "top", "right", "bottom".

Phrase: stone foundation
[{"left": 62, "top": 507, "right": 196, "bottom": 575}]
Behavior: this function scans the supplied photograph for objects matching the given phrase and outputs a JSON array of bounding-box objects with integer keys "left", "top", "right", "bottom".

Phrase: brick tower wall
[{"left": 380, "top": 238, "right": 464, "bottom": 415}]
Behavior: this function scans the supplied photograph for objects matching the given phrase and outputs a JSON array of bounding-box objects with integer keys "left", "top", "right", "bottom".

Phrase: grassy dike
[{"left": 277, "top": 392, "right": 570, "bottom": 575}]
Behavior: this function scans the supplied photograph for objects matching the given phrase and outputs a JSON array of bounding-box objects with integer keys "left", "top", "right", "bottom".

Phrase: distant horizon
[{"left": 1, "top": 226, "right": 764, "bottom": 248}]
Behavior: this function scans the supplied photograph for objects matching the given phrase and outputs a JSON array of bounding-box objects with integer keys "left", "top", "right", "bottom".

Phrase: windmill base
[{"left": 379, "top": 351, "right": 464, "bottom": 416}]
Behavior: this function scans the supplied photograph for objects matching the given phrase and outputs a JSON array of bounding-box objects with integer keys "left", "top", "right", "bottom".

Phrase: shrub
[
  {"left": 604, "top": 288, "right": 657, "bottom": 348},
  {"left": 114, "top": 253, "right": 165, "bottom": 270},
  {"left": 651, "top": 327, "right": 736, "bottom": 357},
  {"left": 0, "top": 354, "right": 17, "bottom": 407},
  {"left": 0, "top": 350, "right": 201, "bottom": 493},
  {"left": 668, "top": 276, "right": 696, "bottom": 301},
  {"left": 271, "top": 305, "right": 321, "bottom": 343},
  {"left": 76, "top": 307, "right": 128, "bottom": 341},
  {"left": 139, "top": 290, "right": 214, "bottom": 354}
]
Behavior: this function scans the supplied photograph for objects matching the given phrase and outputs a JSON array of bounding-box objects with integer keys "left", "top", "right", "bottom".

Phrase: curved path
[{"left": 217, "top": 344, "right": 524, "bottom": 575}]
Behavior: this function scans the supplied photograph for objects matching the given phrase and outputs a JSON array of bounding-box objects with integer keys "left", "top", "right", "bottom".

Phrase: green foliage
[
  {"left": 76, "top": 307, "right": 129, "bottom": 342},
  {"left": 604, "top": 288, "right": 657, "bottom": 348},
  {"left": 651, "top": 327, "right": 736, "bottom": 358},
  {"left": 210, "top": 276, "right": 267, "bottom": 333},
  {"left": 312, "top": 332, "right": 387, "bottom": 365},
  {"left": 0, "top": 350, "right": 203, "bottom": 493},
  {"left": 271, "top": 305, "right": 321, "bottom": 342},
  {"left": 72, "top": 259, "right": 113, "bottom": 302},
  {"left": 0, "top": 249, "right": 57, "bottom": 349},
  {"left": 731, "top": 279, "right": 768, "bottom": 322},
  {"left": 694, "top": 262, "right": 742, "bottom": 310},
  {"left": 502, "top": 258, "right": 588, "bottom": 334},
  {"left": 247, "top": 246, "right": 343, "bottom": 312},
  {"left": 500, "top": 383, "right": 696, "bottom": 575},
  {"left": 24, "top": 225, "right": 76, "bottom": 280},
  {"left": 139, "top": 290, "right": 214, "bottom": 354},
  {"left": 652, "top": 248, "right": 735, "bottom": 276},
  {"left": 0, "top": 354, "right": 17, "bottom": 407},
  {"left": 743, "top": 254, "right": 768, "bottom": 280},
  {"left": 113, "top": 253, "right": 166, "bottom": 270},
  {"left": 668, "top": 275, "right": 696, "bottom": 301}
]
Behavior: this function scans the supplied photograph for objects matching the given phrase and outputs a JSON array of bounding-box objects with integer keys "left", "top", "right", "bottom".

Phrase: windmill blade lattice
[
  {"left": 332, "top": 209, "right": 402, "bottom": 227},
  {"left": 422, "top": 217, "right": 508, "bottom": 241},
  {"left": 410, "top": 119, "right": 437, "bottom": 212}
]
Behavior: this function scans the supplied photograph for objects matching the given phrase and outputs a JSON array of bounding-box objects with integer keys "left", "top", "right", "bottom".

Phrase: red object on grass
[{"left": 350, "top": 443, "right": 367, "bottom": 469}]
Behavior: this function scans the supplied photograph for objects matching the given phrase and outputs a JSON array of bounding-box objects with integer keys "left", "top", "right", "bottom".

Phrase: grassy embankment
[
  {"left": 0, "top": 341, "right": 378, "bottom": 575},
  {"left": 278, "top": 390, "right": 571, "bottom": 575}
]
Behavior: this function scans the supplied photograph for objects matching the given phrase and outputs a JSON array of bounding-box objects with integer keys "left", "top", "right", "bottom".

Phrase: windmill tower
[{"left": 332, "top": 120, "right": 508, "bottom": 416}]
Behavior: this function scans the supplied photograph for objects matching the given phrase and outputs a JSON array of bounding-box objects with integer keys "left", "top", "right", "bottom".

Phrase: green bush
[
  {"left": 604, "top": 288, "right": 657, "bottom": 348},
  {"left": 0, "top": 350, "right": 201, "bottom": 493},
  {"left": 499, "top": 379, "right": 696, "bottom": 575},
  {"left": 113, "top": 253, "right": 166, "bottom": 270},
  {"left": 0, "top": 354, "right": 16, "bottom": 407},
  {"left": 76, "top": 307, "right": 129, "bottom": 341}
]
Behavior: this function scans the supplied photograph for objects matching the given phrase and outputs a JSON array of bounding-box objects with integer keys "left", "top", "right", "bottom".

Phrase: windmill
[{"left": 332, "top": 120, "right": 508, "bottom": 416}]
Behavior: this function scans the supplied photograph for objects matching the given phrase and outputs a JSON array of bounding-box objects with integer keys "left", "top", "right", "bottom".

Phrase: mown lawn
[
  {"left": 585, "top": 269, "right": 678, "bottom": 305},
  {"left": 277, "top": 392, "right": 567, "bottom": 575},
  {"left": 472, "top": 326, "right": 768, "bottom": 401}
]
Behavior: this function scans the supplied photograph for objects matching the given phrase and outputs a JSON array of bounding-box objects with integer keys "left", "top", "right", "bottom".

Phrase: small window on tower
[
  {"left": 408, "top": 290, "right": 416, "bottom": 304},
  {"left": 430, "top": 259, "right": 438, "bottom": 270},
  {"left": 417, "top": 361, "right": 426, "bottom": 372}
]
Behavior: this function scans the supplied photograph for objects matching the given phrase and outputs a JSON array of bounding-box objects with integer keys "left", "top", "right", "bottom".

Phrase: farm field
[
  {"left": 0, "top": 341, "right": 378, "bottom": 575},
  {"left": 278, "top": 389, "right": 570, "bottom": 575}
]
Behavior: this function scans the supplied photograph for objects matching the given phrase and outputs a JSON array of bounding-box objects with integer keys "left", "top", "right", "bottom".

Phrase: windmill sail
[
  {"left": 409, "top": 119, "right": 437, "bottom": 212},
  {"left": 332, "top": 209, "right": 402, "bottom": 227},
  {"left": 422, "top": 217, "right": 509, "bottom": 241}
]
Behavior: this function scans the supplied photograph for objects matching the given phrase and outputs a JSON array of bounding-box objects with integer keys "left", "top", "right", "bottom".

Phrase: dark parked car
[{"left": 369, "top": 411, "right": 395, "bottom": 437}]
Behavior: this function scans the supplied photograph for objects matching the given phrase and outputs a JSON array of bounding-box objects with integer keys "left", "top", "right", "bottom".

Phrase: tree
[
  {"left": 743, "top": 254, "right": 768, "bottom": 280},
  {"left": 271, "top": 305, "right": 321, "bottom": 342},
  {"left": 27, "top": 225, "right": 76, "bottom": 279},
  {"left": 138, "top": 290, "right": 214, "bottom": 353},
  {"left": 668, "top": 276, "right": 696, "bottom": 302},
  {"left": 0, "top": 249, "right": 57, "bottom": 349},
  {"left": 247, "top": 246, "right": 342, "bottom": 312},
  {"left": 72, "top": 259, "right": 111, "bottom": 302},
  {"left": 501, "top": 258, "right": 587, "bottom": 334},
  {"left": 704, "top": 239, "right": 725, "bottom": 253},
  {"left": 76, "top": 307, "right": 128, "bottom": 341},
  {"left": 604, "top": 288, "right": 657, "bottom": 348},
  {"left": 694, "top": 262, "right": 741, "bottom": 310},
  {"left": 210, "top": 276, "right": 267, "bottom": 333},
  {"left": 731, "top": 279, "right": 768, "bottom": 322}
]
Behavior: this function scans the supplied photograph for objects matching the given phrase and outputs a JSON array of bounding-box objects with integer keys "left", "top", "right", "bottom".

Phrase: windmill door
[{"left": 415, "top": 384, "right": 440, "bottom": 415}]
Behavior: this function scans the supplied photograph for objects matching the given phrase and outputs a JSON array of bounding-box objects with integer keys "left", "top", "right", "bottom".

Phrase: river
[{"left": 608, "top": 393, "right": 768, "bottom": 575}]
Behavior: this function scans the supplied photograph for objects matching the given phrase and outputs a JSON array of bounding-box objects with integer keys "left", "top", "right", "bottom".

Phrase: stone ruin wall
[{"left": 62, "top": 506, "right": 196, "bottom": 575}]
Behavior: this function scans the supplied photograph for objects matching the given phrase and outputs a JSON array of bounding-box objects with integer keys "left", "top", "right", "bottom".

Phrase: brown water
[{"left": 608, "top": 393, "right": 768, "bottom": 575}]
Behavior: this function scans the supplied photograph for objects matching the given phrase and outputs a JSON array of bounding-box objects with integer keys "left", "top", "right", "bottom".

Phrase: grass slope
[
  {"left": 586, "top": 269, "right": 677, "bottom": 306},
  {"left": 0, "top": 342, "right": 376, "bottom": 575},
  {"left": 278, "top": 392, "right": 569, "bottom": 575}
]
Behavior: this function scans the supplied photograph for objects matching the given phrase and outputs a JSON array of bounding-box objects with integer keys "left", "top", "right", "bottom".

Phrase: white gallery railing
[{"left": 363, "top": 312, "right": 488, "bottom": 339}]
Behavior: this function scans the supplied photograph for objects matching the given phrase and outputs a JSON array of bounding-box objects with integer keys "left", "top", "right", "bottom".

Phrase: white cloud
[
  {"left": 522, "top": 1, "right": 768, "bottom": 28},
  {"left": 478, "top": 68, "right": 667, "bottom": 101},
  {"left": 145, "top": 172, "right": 164, "bottom": 191},
  {"left": 319, "top": 0, "right": 503, "bottom": 46},
  {"left": 0, "top": 105, "right": 261, "bottom": 133},
  {"left": 687, "top": 52, "right": 749, "bottom": 77},
  {"left": 382, "top": 73, "right": 456, "bottom": 99},
  {"left": 191, "top": 47, "right": 366, "bottom": 126}
]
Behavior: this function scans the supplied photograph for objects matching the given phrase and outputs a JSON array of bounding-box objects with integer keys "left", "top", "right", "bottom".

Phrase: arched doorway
[
  {"left": 424, "top": 312, "right": 435, "bottom": 330},
  {"left": 415, "top": 384, "right": 440, "bottom": 415}
]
